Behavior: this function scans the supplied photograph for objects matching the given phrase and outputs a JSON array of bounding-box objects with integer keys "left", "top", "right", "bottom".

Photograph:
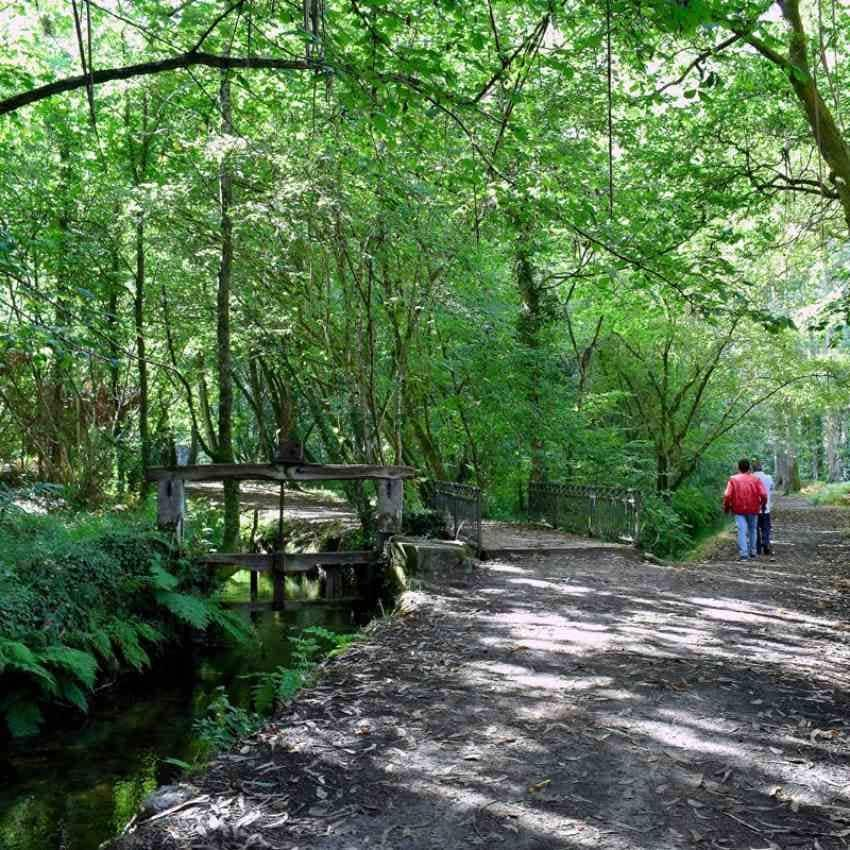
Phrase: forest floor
[{"left": 114, "top": 496, "right": 850, "bottom": 850}]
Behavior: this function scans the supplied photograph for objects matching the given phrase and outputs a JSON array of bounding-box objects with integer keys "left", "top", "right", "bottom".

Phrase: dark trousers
[{"left": 757, "top": 512, "right": 772, "bottom": 554}]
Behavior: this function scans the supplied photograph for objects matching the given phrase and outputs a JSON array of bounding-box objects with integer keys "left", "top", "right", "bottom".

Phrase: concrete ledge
[{"left": 386, "top": 536, "right": 477, "bottom": 598}]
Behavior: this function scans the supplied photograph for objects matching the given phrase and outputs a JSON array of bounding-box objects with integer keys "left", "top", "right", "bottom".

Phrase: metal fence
[
  {"left": 528, "top": 482, "right": 641, "bottom": 545},
  {"left": 423, "top": 480, "right": 483, "bottom": 553}
]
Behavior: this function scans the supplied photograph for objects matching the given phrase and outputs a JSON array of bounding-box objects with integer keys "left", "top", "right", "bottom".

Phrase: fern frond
[
  {"left": 0, "top": 639, "right": 58, "bottom": 695},
  {"left": 149, "top": 562, "right": 180, "bottom": 591},
  {"left": 59, "top": 679, "right": 89, "bottom": 712},
  {"left": 41, "top": 645, "right": 97, "bottom": 690},
  {"left": 208, "top": 606, "right": 252, "bottom": 644},
  {"left": 134, "top": 621, "right": 165, "bottom": 644},
  {"left": 109, "top": 622, "right": 150, "bottom": 671},
  {"left": 155, "top": 591, "right": 211, "bottom": 629},
  {"left": 85, "top": 629, "right": 116, "bottom": 664}
]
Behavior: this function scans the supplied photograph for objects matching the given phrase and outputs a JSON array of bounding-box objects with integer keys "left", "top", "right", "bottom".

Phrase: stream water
[{"left": 0, "top": 602, "right": 363, "bottom": 850}]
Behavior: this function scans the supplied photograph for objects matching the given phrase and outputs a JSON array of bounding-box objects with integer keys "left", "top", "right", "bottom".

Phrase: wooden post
[
  {"left": 323, "top": 566, "right": 340, "bottom": 599},
  {"left": 375, "top": 478, "right": 403, "bottom": 552},
  {"left": 250, "top": 570, "right": 258, "bottom": 604},
  {"left": 157, "top": 445, "right": 189, "bottom": 541},
  {"left": 272, "top": 558, "right": 285, "bottom": 610}
]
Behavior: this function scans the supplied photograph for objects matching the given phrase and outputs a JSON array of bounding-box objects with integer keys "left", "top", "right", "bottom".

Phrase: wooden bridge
[{"left": 146, "top": 456, "right": 415, "bottom": 610}]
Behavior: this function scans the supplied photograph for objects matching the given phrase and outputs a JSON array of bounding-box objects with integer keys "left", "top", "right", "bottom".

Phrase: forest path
[
  {"left": 115, "top": 498, "right": 850, "bottom": 850},
  {"left": 185, "top": 481, "right": 358, "bottom": 527}
]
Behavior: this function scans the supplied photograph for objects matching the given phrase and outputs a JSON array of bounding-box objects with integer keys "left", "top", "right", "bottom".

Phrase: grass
[
  {"left": 681, "top": 518, "right": 735, "bottom": 563},
  {"left": 805, "top": 481, "right": 850, "bottom": 507}
]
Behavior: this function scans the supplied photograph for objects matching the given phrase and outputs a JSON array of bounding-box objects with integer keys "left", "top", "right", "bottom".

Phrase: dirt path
[{"left": 115, "top": 497, "right": 850, "bottom": 850}]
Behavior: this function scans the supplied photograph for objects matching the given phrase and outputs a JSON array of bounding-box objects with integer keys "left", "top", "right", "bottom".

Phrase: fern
[
  {"left": 41, "top": 645, "right": 97, "bottom": 690},
  {"left": 0, "top": 639, "right": 58, "bottom": 695},
  {"left": 134, "top": 621, "right": 165, "bottom": 644},
  {"left": 109, "top": 621, "right": 150, "bottom": 671},
  {"left": 149, "top": 561, "right": 180, "bottom": 591},
  {"left": 84, "top": 628, "right": 116, "bottom": 664},
  {"left": 208, "top": 606, "right": 253, "bottom": 644},
  {"left": 59, "top": 679, "right": 89, "bottom": 713},
  {"left": 155, "top": 591, "right": 211, "bottom": 629}
]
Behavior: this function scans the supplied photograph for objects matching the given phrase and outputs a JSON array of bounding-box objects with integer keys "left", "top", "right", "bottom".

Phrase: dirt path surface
[
  {"left": 115, "top": 497, "right": 850, "bottom": 850},
  {"left": 186, "top": 483, "right": 358, "bottom": 527},
  {"left": 481, "top": 521, "right": 632, "bottom": 554}
]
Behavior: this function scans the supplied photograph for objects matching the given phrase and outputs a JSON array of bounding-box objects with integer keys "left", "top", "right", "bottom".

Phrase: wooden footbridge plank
[
  {"left": 199, "top": 551, "right": 376, "bottom": 573},
  {"left": 146, "top": 463, "right": 416, "bottom": 483}
]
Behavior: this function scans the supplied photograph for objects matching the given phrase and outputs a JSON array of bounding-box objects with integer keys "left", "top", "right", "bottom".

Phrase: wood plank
[
  {"left": 199, "top": 551, "right": 376, "bottom": 573},
  {"left": 146, "top": 462, "right": 416, "bottom": 483},
  {"left": 288, "top": 551, "right": 375, "bottom": 570},
  {"left": 201, "top": 553, "right": 275, "bottom": 570}
]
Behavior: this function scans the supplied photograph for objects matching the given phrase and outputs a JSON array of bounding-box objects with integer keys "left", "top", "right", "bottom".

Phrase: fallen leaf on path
[{"left": 528, "top": 779, "right": 551, "bottom": 792}]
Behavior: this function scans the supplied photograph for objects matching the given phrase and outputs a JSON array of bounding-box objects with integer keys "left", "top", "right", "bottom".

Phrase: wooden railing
[
  {"left": 147, "top": 460, "right": 415, "bottom": 610},
  {"left": 423, "top": 480, "right": 483, "bottom": 554},
  {"left": 528, "top": 482, "right": 641, "bottom": 545}
]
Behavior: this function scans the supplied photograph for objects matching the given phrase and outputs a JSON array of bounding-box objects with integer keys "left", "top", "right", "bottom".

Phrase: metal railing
[
  {"left": 423, "top": 480, "right": 483, "bottom": 553},
  {"left": 528, "top": 482, "right": 641, "bottom": 545}
]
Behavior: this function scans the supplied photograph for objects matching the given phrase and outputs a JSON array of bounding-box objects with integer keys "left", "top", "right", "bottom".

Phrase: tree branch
[{"left": 0, "top": 51, "right": 313, "bottom": 115}]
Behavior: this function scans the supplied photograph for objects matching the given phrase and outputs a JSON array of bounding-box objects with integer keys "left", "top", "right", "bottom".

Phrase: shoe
[
  {"left": 737, "top": 556, "right": 749, "bottom": 562},
  {"left": 749, "top": 553, "right": 757, "bottom": 559}
]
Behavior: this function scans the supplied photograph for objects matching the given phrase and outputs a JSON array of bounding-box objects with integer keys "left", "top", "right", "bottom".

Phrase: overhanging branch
[{"left": 0, "top": 51, "right": 315, "bottom": 115}]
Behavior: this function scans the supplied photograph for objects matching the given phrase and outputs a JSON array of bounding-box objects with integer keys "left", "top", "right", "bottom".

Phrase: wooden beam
[
  {"left": 199, "top": 551, "right": 376, "bottom": 573},
  {"left": 146, "top": 462, "right": 416, "bottom": 483}
]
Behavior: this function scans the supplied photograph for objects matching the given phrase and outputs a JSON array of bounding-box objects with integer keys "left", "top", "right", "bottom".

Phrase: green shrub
[
  {"left": 639, "top": 487, "right": 724, "bottom": 558},
  {"left": 670, "top": 486, "right": 721, "bottom": 536},
  {"left": 0, "top": 503, "right": 250, "bottom": 737},
  {"left": 809, "top": 482, "right": 850, "bottom": 506},
  {"left": 638, "top": 494, "right": 691, "bottom": 557},
  {"left": 192, "top": 627, "right": 358, "bottom": 757}
]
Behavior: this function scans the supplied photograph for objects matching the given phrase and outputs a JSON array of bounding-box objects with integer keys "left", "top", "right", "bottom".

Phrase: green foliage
[
  {"left": 193, "top": 687, "right": 262, "bottom": 754},
  {"left": 639, "top": 486, "right": 725, "bottom": 558},
  {"left": 0, "top": 506, "right": 250, "bottom": 737},
  {"left": 638, "top": 495, "right": 692, "bottom": 558},
  {"left": 247, "top": 628, "right": 357, "bottom": 721},
  {"left": 670, "top": 487, "right": 721, "bottom": 538},
  {"left": 808, "top": 482, "right": 850, "bottom": 506},
  {"left": 191, "top": 627, "right": 357, "bottom": 761},
  {"left": 2, "top": 1, "right": 850, "bottom": 573}
]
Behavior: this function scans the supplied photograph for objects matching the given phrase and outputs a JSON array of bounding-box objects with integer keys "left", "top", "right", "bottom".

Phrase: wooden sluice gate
[{"left": 146, "top": 447, "right": 415, "bottom": 611}]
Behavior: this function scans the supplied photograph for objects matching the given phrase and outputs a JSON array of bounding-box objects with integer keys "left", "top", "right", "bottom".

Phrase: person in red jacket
[{"left": 723, "top": 458, "right": 768, "bottom": 561}]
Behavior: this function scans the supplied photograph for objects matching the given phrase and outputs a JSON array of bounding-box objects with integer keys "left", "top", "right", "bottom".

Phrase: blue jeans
[
  {"left": 757, "top": 512, "right": 772, "bottom": 554},
  {"left": 735, "top": 514, "right": 758, "bottom": 558}
]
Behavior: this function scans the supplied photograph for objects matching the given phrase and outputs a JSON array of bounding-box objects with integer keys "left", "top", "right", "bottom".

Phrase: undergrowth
[
  {"left": 807, "top": 481, "right": 850, "bottom": 506},
  {"left": 191, "top": 627, "right": 358, "bottom": 758},
  {"left": 0, "top": 499, "right": 251, "bottom": 738},
  {"left": 638, "top": 486, "right": 724, "bottom": 559}
]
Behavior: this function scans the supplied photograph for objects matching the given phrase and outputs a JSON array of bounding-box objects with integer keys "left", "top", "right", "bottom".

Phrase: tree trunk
[
  {"left": 516, "top": 235, "right": 546, "bottom": 482},
  {"left": 217, "top": 70, "right": 240, "bottom": 550},
  {"left": 134, "top": 213, "right": 151, "bottom": 496},
  {"left": 824, "top": 411, "right": 844, "bottom": 482}
]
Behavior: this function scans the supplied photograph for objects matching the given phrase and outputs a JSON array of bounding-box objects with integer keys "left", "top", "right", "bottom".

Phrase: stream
[{"left": 0, "top": 602, "right": 364, "bottom": 850}]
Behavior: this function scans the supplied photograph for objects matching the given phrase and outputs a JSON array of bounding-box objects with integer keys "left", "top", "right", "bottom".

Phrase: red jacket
[{"left": 723, "top": 473, "right": 767, "bottom": 515}]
